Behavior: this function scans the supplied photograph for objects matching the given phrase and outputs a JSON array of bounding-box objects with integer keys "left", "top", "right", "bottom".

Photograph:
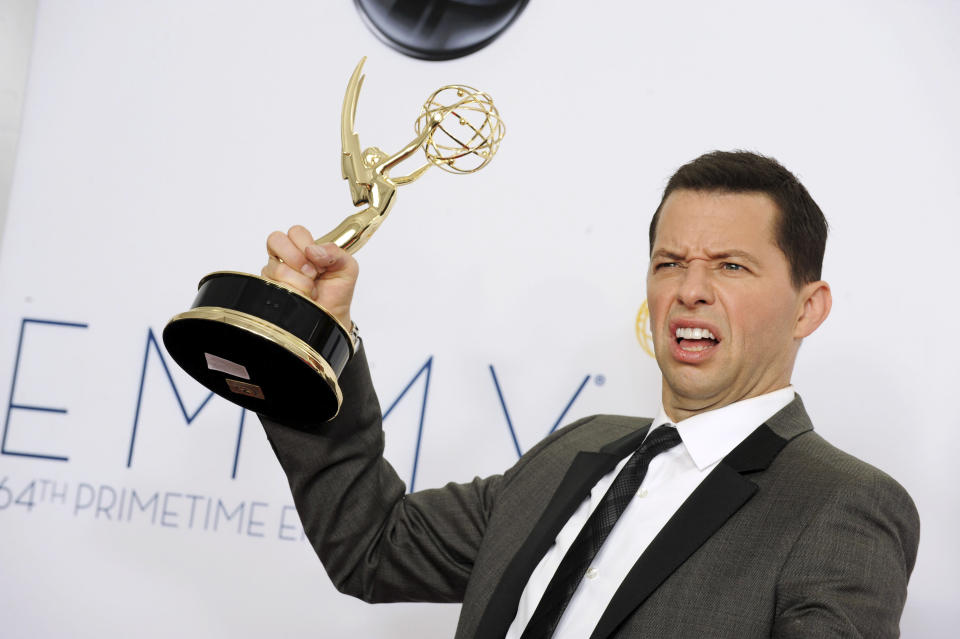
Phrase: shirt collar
[{"left": 650, "top": 386, "right": 796, "bottom": 471}]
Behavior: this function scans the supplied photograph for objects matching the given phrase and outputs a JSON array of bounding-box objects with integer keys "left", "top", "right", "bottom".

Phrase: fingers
[
  {"left": 304, "top": 243, "right": 340, "bottom": 271},
  {"left": 305, "top": 243, "right": 359, "bottom": 277},
  {"left": 286, "top": 226, "right": 317, "bottom": 278},
  {"left": 266, "top": 227, "right": 320, "bottom": 277},
  {"left": 265, "top": 230, "right": 301, "bottom": 268},
  {"left": 260, "top": 259, "right": 315, "bottom": 296},
  {"left": 305, "top": 243, "right": 359, "bottom": 324},
  {"left": 263, "top": 227, "right": 319, "bottom": 296},
  {"left": 262, "top": 228, "right": 359, "bottom": 309}
]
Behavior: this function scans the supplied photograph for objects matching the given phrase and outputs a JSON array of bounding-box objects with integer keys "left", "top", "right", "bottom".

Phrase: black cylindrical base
[{"left": 162, "top": 272, "right": 352, "bottom": 427}]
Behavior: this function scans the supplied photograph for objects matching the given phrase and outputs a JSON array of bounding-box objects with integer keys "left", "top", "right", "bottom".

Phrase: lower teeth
[{"left": 680, "top": 340, "right": 714, "bottom": 352}]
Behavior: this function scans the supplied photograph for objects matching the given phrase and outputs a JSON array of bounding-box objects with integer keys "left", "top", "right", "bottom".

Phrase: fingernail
[{"left": 301, "top": 263, "right": 317, "bottom": 278}]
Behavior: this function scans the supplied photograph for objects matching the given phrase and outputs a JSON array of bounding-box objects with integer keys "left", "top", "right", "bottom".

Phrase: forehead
[{"left": 654, "top": 190, "right": 780, "bottom": 254}]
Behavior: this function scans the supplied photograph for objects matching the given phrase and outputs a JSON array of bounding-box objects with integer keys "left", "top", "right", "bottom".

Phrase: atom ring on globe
[{"left": 162, "top": 57, "right": 504, "bottom": 427}]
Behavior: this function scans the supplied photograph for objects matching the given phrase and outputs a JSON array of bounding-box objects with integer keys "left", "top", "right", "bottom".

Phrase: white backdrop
[{"left": 1, "top": 1, "right": 958, "bottom": 636}]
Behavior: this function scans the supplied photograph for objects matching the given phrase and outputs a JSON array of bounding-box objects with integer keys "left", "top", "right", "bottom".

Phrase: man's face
[{"left": 647, "top": 189, "right": 806, "bottom": 416}]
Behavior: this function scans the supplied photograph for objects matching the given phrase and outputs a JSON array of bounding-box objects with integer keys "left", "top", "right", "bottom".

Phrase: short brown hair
[{"left": 649, "top": 151, "right": 828, "bottom": 288}]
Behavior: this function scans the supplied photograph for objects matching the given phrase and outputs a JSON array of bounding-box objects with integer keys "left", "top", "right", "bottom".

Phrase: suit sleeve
[
  {"left": 259, "top": 346, "right": 501, "bottom": 604},
  {"left": 772, "top": 468, "right": 920, "bottom": 638}
]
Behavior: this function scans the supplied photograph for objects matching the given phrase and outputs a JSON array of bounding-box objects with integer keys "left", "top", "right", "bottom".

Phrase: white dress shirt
[{"left": 504, "top": 386, "right": 796, "bottom": 639}]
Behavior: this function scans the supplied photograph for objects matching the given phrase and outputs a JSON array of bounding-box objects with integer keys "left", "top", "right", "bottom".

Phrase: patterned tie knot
[{"left": 638, "top": 424, "right": 682, "bottom": 458}]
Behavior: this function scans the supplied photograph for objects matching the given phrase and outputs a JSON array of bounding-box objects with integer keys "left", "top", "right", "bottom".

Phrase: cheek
[
  {"left": 645, "top": 285, "right": 662, "bottom": 318},
  {"left": 647, "top": 295, "right": 670, "bottom": 334},
  {"left": 646, "top": 275, "right": 674, "bottom": 307},
  {"left": 732, "top": 295, "right": 797, "bottom": 349}
]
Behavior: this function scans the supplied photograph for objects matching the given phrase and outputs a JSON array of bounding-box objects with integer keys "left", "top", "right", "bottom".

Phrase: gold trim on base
[{"left": 167, "top": 305, "right": 343, "bottom": 417}]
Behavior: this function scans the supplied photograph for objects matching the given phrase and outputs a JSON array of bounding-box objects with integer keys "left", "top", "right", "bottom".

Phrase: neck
[{"left": 662, "top": 383, "right": 792, "bottom": 423}]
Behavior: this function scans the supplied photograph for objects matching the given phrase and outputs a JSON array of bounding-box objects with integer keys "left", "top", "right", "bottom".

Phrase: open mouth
[{"left": 675, "top": 327, "right": 719, "bottom": 352}]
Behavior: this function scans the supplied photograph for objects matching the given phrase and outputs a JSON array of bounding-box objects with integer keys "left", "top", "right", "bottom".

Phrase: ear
[{"left": 794, "top": 280, "right": 832, "bottom": 339}]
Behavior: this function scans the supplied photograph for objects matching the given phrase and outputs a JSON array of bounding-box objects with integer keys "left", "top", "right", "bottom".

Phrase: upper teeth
[{"left": 676, "top": 327, "right": 716, "bottom": 340}]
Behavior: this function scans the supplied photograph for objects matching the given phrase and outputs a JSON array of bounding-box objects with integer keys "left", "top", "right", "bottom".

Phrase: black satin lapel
[
  {"left": 589, "top": 424, "right": 789, "bottom": 639},
  {"left": 723, "top": 424, "right": 789, "bottom": 473},
  {"left": 474, "top": 427, "right": 649, "bottom": 639}
]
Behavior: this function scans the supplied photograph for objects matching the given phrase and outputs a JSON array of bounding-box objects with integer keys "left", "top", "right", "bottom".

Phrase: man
[{"left": 259, "top": 151, "right": 919, "bottom": 637}]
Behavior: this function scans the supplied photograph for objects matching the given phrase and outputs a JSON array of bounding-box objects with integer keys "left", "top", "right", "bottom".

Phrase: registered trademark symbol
[{"left": 594, "top": 374, "right": 606, "bottom": 386}]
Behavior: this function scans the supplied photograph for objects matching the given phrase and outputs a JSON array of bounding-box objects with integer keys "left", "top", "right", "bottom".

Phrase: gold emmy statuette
[{"left": 162, "top": 58, "right": 504, "bottom": 427}]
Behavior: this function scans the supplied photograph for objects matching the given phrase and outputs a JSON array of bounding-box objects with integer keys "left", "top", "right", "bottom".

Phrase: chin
[{"left": 664, "top": 374, "right": 728, "bottom": 404}]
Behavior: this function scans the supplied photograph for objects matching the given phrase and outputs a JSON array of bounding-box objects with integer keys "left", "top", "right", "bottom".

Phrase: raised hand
[{"left": 262, "top": 225, "right": 359, "bottom": 330}]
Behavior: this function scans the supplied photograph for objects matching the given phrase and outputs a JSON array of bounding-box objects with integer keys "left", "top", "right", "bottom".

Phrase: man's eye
[
  {"left": 721, "top": 262, "right": 744, "bottom": 271},
  {"left": 655, "top": 262, "right": 680, "bottom": 270}
]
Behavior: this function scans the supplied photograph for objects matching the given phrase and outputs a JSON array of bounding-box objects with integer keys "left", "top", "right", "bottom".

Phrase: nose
[{"left": 677, "top": 261, "right": 715, "bottom": 308}]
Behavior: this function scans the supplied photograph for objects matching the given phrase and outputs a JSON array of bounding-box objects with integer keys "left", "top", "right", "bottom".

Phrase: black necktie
[{"left": 519, "top": 425, "right": 683, "bottom": 639}]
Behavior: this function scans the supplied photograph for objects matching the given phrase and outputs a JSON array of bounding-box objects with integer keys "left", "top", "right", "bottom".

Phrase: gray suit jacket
[{"left": 261, "top": 348, "right": 920, "bottom": 638}]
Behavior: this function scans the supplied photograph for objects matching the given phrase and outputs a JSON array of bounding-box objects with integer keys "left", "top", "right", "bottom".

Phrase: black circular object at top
[{"left": 355, "top": 0, "right": 530, "bottom": 61}]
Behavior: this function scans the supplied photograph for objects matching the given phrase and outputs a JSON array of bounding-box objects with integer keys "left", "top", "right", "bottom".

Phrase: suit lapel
[
  {"left": 589, "top": 423, "right": 791, "bottom": 639},
  {"left": 473, "top": 426, "right": 650, "bottom": 639}
]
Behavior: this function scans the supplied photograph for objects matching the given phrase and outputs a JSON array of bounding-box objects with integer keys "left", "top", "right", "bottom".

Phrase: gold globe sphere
[{"left": 416, "top": 85, "right": 505, "bottom": 175}]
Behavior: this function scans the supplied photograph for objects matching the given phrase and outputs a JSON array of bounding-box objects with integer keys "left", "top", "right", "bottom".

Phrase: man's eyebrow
[
  {"left": 651, "top": 249, "right": 686, "bottom": 261},
  {"left": 650, "top": 248, "right": 761, "bottom": 265},
  {"left": 706, "top": 249, "right": 761, "bottom": 265}
]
